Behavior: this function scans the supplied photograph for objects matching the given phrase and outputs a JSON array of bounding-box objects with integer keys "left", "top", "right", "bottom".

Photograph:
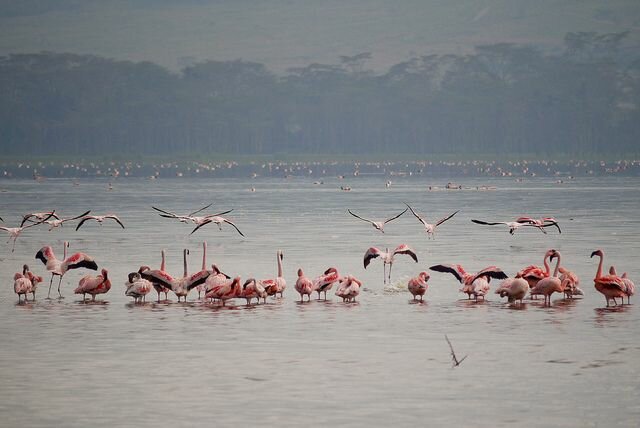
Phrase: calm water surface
[{"left": 0, "top": 176, "right": 638, "bottom": 427}]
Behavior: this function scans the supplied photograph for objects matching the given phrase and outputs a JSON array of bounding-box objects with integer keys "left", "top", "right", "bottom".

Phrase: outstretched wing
[
  {"left": 75, "top": 216, "right": 93, "bottom": 231},
  {"left": 405, "top": 204, "right": 427, "bottom": 227},
  {"left": 471, "top": 219, "right": 506, "bottom": 226},
  {"left": 516, "top": 216, "right": 537, "bottom": 225},
  {"left": 22, "top": 211, "right": 57, "bottom": 230},
  {"left": 471, "top": 266, "right": 508, "bottom": 283},
  {"left": 383, "top": 208, "right": 408, "bottom": 224},
  {"left": 429, "top": 264, "right": 466, "bottom": 283},
  {"left": 140, "top": 269, "right": 175, "bottom": 290},
  {"left": 152, "top": 206, "right": 179, "bottom": 217},
  {"left": 190, "top": 219, "right": 212, "bottom": 235},
  {"left": 542, "top": 218, "right": 561, "bottom": 234},
  {"left": 207, "top": 209, "right": 234, "bottom": 217},
  {"left": 62, "top": 210, "right": 91, "bottom": 223},
  {"left": 393, "top": 244, "right": 418, "bottom": 263},
  {"left": 188, "top": 203, "right": 213, "bottom": 217},
  {"left": 186, "top": 270, "right": 211, "bottom": 290},
  {"left": 435, "top": 210, "right": 459, "bottom": 227},
  {"left": 106, "top": 215, "right": 125, "bottom": 229},
  {"left": 223, "top": 219, "right": 245, "bottom": 237},
  {"left": 363, "top": 247, "right": 382, "bottom": 268},
  {"left": 348, "top": 209, "right": 373, "bottom": 225}
]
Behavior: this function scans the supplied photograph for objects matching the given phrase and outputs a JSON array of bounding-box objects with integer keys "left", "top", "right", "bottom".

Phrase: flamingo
[
  {"left": 364, "top": 244, "right": 418, "bottom": 284},
  {"left": 471, "top": 219, "right": 548, "bottom": 235},
  {"left": 335, "top": 275, "right": 363, "bottom": 302},
  {"left": 190, "top": 215, "right": 244, "bottom": 237},
  {"left": 1, "top": 212, "right": 56, "bottom": 252},
  {"left": 261, "top": 250, "right": 286, "bottom": 298},
  {"left": 609, "top": 266, "right": 635, "bottom": 305},
  {"left": 347, "top": 208, "right": 408, "bottom": 233},
  {"left": 494, "top": 277, "right": 529, "bottom": 305},
  {"left": 13, "top": 265, "right": 32, "bottom": 302},
  {"left": 154, "top": 207, "right": 233, "bottom": 227},
  {"left": 404, "top": 204, "right": 458, "bottom": 239},
  {"left": 295, "top": 268, "right": 313, "bottom": 302},
  {"left": 24, "top": 210, "right": 91, "bottom": 231},
  {"left": 591, "top": 249, "right": 626, "bottom": 307},
  {"left": 516, "top": 216, "right": 561, "bottom": 234},
  {"left": 75, "top": 214, "right": 125, "bottom": 230},
  {"left": 151, "top": 203, "right": 214, "bottom": 223},
  {"left": 516, "top": 249, "right": 556, "bottom": 292},
  {"left": 429, "top": 264, "right": 507, "bottom": 301},
  {"left": 407, "top": 271, "right": 430, "bottom": 301},
  {"left": 529, "top": 250, "right": 565, "bottom": 306},
  {"left": 35, "top": 242, "right": 98, "bottom": 298},
  {"left": 204, "top": 264, "right": 232, "bottom": 302},
  {"left": 141, "top": 249, "right": 209, "bottom": 302},
  {"left": 240, "top": 278, "right": 267, "bottom": 305},
  {"left": 559, "top": 267, "right": 582, "bottom": 299},
  {"left": 26, "top": 268, "right": 43, "bottom": 300},
  {"left": 194, "top": 241, "right": 208, "bottom": 299},
  {"left": 74, "top": 268, "right": 112, "bottom": 302},
  {"left": 125, "top": 268, "right": 153, "bottom": 303},
  {"left": 205, "top": 274, "right": 241, "bottom": 306},
  {"left": 312, "top": 267, "right": 340, "bottom": 300},
  {"left": 20, "top": 211, "right": 59, "bottom": 227}
]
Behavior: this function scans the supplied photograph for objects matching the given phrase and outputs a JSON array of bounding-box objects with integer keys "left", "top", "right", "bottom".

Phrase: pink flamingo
[
  {"left": 429, "top": 264, "right": 507, "bottom": 301},
  {"left": 13, "top": 265, "right": 33, "bottom": 302},
  {"left": 529, "top": 250, "right": 564, "bottom": 306},
  {"left": 516, "top": 216, "right": 561, "bottom": 234},
  {"left": 295, "top": 268, "right": 313, "bottom": 302},
  {"left": 495, "top": 277, "right": 529, "bottom": 305},
  {"left": 591, "top": 249, "right": 626, "bottom": 307},
  {"left": 335, "top": 275, "right": 363, "bottom": 302},
  {"left": 125, "top": 268, "right": 153, "bottom": 303},
  {"left": 20, "top": 211, "right": 59, "bottom": 226},
  {"left": 609, "top": 266, "right": 635, "bottom": 305},
  {"left": 195, "top": 242, "right": 208, "bottom": 299},
  {"left": 75, "top": 214, "right": 125, "bottom": 230},
  {"left": 153, "top": 249, "right": 171, "bottom": 301},
  {"left": 407, "top": 272, "right": 430, "bottom": 301},
  {"left": 240, "top": 278, "right": 267, "bottom": 305},
  {"left": 74, "top": 268, "right": 112, "bottom": 301},
  {"left": 205, "top": 274, "right": 241, "bottom": 306},
  {"left": 261, "top": 250, "right": 286, "bottom": 298},
  {"left": 35, "top": 242, "right": 98, "bottom": 298},
  {"left": 405, "top": 204, "right": 458, "bottom": 239},
  {"left": 516, "top": 249, "right": 556, "bottom": 298},
  {"left": 312, "top": 267, "right": 340, "bottom": 300},
  {"left": 347, "top": 208, "right": 407, "bottom": 233},
  {"left": 364, "top": 244, "right": 418, "bottom": 284},
  {"left": 141, "top": 249, "right": 209, "bottom": 302},
  {"left": 1, "top": 212, "right": 56, "bottom": 252},
  {"left": 204, "top": 264, "right": 231, "bottom": 302},
  {"left": 26, "top": 268, "right": 43, "bottom": 300},
  {"left": 559, "top": 267, "right": 582, "bottom": 299}
]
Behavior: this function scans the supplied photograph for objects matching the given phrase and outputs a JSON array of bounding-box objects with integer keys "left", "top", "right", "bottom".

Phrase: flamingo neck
[
  {"left": 552, "top": 253, "right": 561, "bottom": 278},
  {"left": 183, "top": 250, "right": 188, "bottom": 277},
  {"left": 595, "top": 253, "right": 603, "bottom": 279},
  {"left": 63, "top": 241, "right": 68, "bottom": 260},
  {"left": 543, "top": 255, "right": 550, "bottom": 274},
  {"left": 202, "top": 242, "right": 207, "bottom": 271},
  {"left": 161, "top": 250, "right": 166, "bottom": 271},
  {"left": 277, "top": 251, "right": 283, "bottom": 277}
]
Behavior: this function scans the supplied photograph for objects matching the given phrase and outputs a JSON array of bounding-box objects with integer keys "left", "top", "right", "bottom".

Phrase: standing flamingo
[
  {"left": 429, "top": 264, "right": 507, "bottom": 301},
  {"left": 335, "top": 275, "right": 363, "bottom": 302},
  {"left": 404, "top": 204, "right": 458, "bottom": 239},
  {"left": 407, "top": 272, "right": 430, "bottom": 301},
  {"left": 559, "top": 267, "right": 582, "bottom": 299},
  {"left": 74, "top": 268, "right": 112, "bottom": 302},
  {"left": 312, "top": 267, "right": 340, "bottom": 300},
  {"left": 141, "top": 249, "right": 209, "bottom": 302},
  {"left": 609, "top": 266, "right": 635, "bottom": 305},
  {"left": 35, "top": 242, "right": 98, "bottom": 298},
  {"left": 240, "top": 278, "right": 267, "bottom": 305},
  {"left": 529, "top": 250, "right": 564, "bottom": 306},
  {"left": 364, "top": 244, "right": 418, "bottom": 284},
  {"left": 591, "top": 250, "right": 626, "bottom": 307},
  {"left": 347, "top": 208, "right": 408, "bottom": 233},
  {"left": 13, "top": 265, "right": 32, "bottom": 302},
  {"left": 261, "top": 250, "right": 286, "bottom": 298},
  {"left": 295, "top": 268, "right": 313, "bottom": 302},
  {"left": 125, "top": 268, "right": 153, "bottom": 303},
  {"left": 495, "top": 277, "right": 529, "bottom": 305},
  {"left": 205, "top": 274, "right": 241, "bottom": 306},
  {"left": 26, "top": 268, "right": 43, "bottom": 300},
  {"left": 516, "top": 249, "right": 557, "bottom": 296},
  {"left": 204, "top": 264, "right": 232, "bottom": 302}
]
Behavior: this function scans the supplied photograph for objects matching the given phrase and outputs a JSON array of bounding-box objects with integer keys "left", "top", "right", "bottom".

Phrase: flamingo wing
[
  {"left": 64, "top": 253, "right": 98, "bottom": 271},
  {"left": 207, "top": 209, "right": 234, "bottom": 217},
  {"left": 541, "top": 219, "right": 561, "bottom": 234},
  {"left": 190, "top": 219, "right": 212, "bottom": 235},
  {"left": 62, "top": 210, "right": 91, "bottom": 223},
  {"left": 75, "top": 216, "right": 95, "bottom": 231},
  {"left": 186, "top": 270, "right": 211, "bottom": 291},
  {"left": 429, "top": 264, "right": 465, "bottom": 283},
  {"left": 383, "top": 208, "right": 408, "bottom": 224},
  {"left": 405, "top": 204, "right": 427, "bottom": 226},
  {"left": 471, "top": 219, "right": 506, "bottom": 226},
  {"left": 435, "top": 210, "right": 459, "bottom": 227},
  {"left": 516, "top": 217, "right": 537, "bottom": 224},
  {"left": 471, "top": 266, "right": 508, "bottom": 283},
  {"left": 393, "top": 244, "right": 418, "bottom": 263},
  {"left": 188, "top": 203, "right": 213, "bottom": 216},
  {"left": 35, "top": 246, "right": 55, "bottom": 265},
  {"left": 348, "top": 209, "right": 374, "bottom": 225},
  {"left": 152, "top": 206, "right": 179, "bottom": 217},
  {"left": 363, "top": 247, "right": 382, "bottom": 268},
  {"left": 223, "top": 219, "right": 245, "bottom": 237},
  {"left": 140, "top": 269, "right": 175, "bottom": 290},
  {"left": 21, "top": 211, "right": 57, "bottom": 229},
  {"left": 106, "top": 215, "right": 125, "bottom": 229}
]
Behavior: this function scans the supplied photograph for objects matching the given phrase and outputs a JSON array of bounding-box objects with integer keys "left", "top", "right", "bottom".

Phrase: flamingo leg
[
  {"left": 57, "top": 275, "right": 64, "bottom": 298},
  {"left": 47, "top": 274, "right": 54, "bottom": 299}
]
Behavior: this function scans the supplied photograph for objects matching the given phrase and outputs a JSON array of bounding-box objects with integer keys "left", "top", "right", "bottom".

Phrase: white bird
[
  {"left": 471, "top": 219, "right": 550, "bottom": 235},
  {"left": 364, "top": 244, "right": 418, "bottom": 284},
  {"left": 1, "top": 212, "right": 56, "bottom": 252},
  {"left": 347, "top": 208, "right": 408, "bottom": 233},
  {"left": 25, "top": 210, "right": 91, "bottom": 231},
  {"left": 190, "top": 215, "right": 244, "bottom": 237},
  {"left": 151, "top": 204, "right": 214, "bottom": 223},
  {"left": 76, "top": 214, "right": 125, "bottom": 230},
  {"left": 20, "top": 211, "right": 59, "bottom": 227},
  {"left": 404, "top": 203, "right": 458, "bottom": 239}
]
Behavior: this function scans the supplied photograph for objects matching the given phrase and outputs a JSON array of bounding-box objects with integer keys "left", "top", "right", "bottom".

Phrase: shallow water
[{"left": 0, "top": 176, "right": 638, "bottom": 427}]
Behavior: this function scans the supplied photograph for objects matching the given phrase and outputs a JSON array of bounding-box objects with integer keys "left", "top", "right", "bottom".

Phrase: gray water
[{"left": 0, "top": 176, "right": 638, "bottom": 427}]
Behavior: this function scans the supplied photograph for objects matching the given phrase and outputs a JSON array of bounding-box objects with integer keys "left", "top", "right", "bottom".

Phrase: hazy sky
[{"left": 1, "top": 0, "right": 639, "bottom": 72}]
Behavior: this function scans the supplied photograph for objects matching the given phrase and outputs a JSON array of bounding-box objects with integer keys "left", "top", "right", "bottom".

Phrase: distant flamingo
[
  {"left": 529, "top": 250, "right": 564, "bottom": 306},
  {"left": 405, "top": 204, "right": 458, "bottom": 239},
  {"left": 261, "top": 250, "right": 286, "bottom": 298},
  {"left": 295, "top": 268, "right": 313, "bottom": 302},
  {"left": 2, "top": 212, "right": 56, "bottom": 252},
  {"left": 36, "top": 242, "right": 98, "bottom": 298},
  {"left": 335, "top": 275, "right": 363, "bottom": 302},
  {"left": 516, "top": 216, "right": 561, "bottom": 234},
  {"left": 125, "top": 268, "right": 153, "bottom": 303},
  {"left": 429, "top": 264, "right": 507, "bottom": 301},
  {"left": 20, "top": 211, "right": 59, "bottom": 227},
  {"left": 471, "top": 219, "right": 548, "bottom": 235},
  {"left": 591, "top": 249, "right": 626, "bottom": 307},
  {"left": 312, "top": 267, "right": 340, "bottom": 300},
  {"left": 347, "top": 208, "right": 408, "bottom": 233},
  {"left": 74, "top": 268, "right": 111, "bottom": 301},
  {"left": 75, "top": 214, "right": 125, "bottom": 230},
  {"left": 609, "top": 266, "right": 635, "bottom": 305},
  {"left": 494, "top": 277, "right": 529, "bottom": 305},
  {"left": 407, "top": 271, "right": 430, "bottom": 301},
  {"left": 13, "top": 265, "right": 32, "bottom": 302},
  {"left": 364, "top": 245, "right": 418, "bottom": 284},
  {"left": 24, "top": 210, "right": 90, "bottom": 231}
]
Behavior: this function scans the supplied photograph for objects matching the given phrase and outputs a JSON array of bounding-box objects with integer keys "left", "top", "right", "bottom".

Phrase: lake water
[{"left": 0, "top": 175, "right": 638, "bottom": 427}]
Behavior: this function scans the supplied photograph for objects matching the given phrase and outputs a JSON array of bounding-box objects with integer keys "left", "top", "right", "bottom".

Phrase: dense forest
[{"left": 1, "top": 32, "right": 638, "bottom": 157}]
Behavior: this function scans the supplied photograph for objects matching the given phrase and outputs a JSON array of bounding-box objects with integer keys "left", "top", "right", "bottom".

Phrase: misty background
[{"left": 1, "top": 0, "right": 639, "bottom": 157}]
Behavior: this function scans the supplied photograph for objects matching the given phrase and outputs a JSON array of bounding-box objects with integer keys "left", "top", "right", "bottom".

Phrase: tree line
[{"left": 1, "top": 32, "right": 638, "bottom": 157}]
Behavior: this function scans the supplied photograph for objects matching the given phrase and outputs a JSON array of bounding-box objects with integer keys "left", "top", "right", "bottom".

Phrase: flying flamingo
[
  {"left": 190, "top": 215, "right": 244, "bottom": 237},
  {"left": 295, "top": 268, "right": 313, "bottom": 302},
  {"left": 407, "top": 272, "right": 430, "bottom": 301},
  {"left": 20, "top": 211, "right": 59, "bottom": 227},
  {"left": 261, "top": 250, "right": 286, "bottom": 298},
  {"left": 429, "top": 264, "right": 507, "bottom": 301},
  {"left": 141, "top": 249, "right": 209, "bottom": 302},
  {"left": 312, "top": 267, "right": 340, "bottom": 300},
  {"left": 516, "top": 216, "right": 561, "bottom": 234},
  {"left": 590, "top": 249, "right": 627, "bottom": 307},
  {"left": 13, "top": 265, "right": 33, "bottom": 302},
  {"left": 347, "top": 208, "right": 407, "bottom": 233},
  {"left": 529, "top": 250, "right": 566, "bottom": 305},
  {"left": 151, "top": 203, "right": 214, "bottom": 223},
  {"left": 364, "top": 244, "right": 418, "bottom": 284},
  {"left": 609, "top": 266, "right": 635, "bottom": 305},
  {"left": 74, "top": 268, "right": 112, "bottom": 302},
  {"left": 335, "top": 275, "right": 363, "bottom": 302},
  {"left": 471, "top": 219, "right": 548, "bottom": 235},
  {"left": 24, "top": 210, "right": 91, "bottom": 231},
  {"left": 1, "top": 212, "right": 56, "bottom": 252},
  {"left": 494, "top": 277, "right": 529, "bottom": 305},
  {"left": 404, "top": 204, "right": 458, "bottom": 239},
  {"left": 75, "top": 214, "right": 125, "bottom": 230},
  {"left": 35, "top": 242, "right": 98, "bottom": 298},
  {"left": 154, "top": 207, "right": 233, "bottom": 227},
  {"left": 125, "top": 268, "right": 153, "bottom": 303}
]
